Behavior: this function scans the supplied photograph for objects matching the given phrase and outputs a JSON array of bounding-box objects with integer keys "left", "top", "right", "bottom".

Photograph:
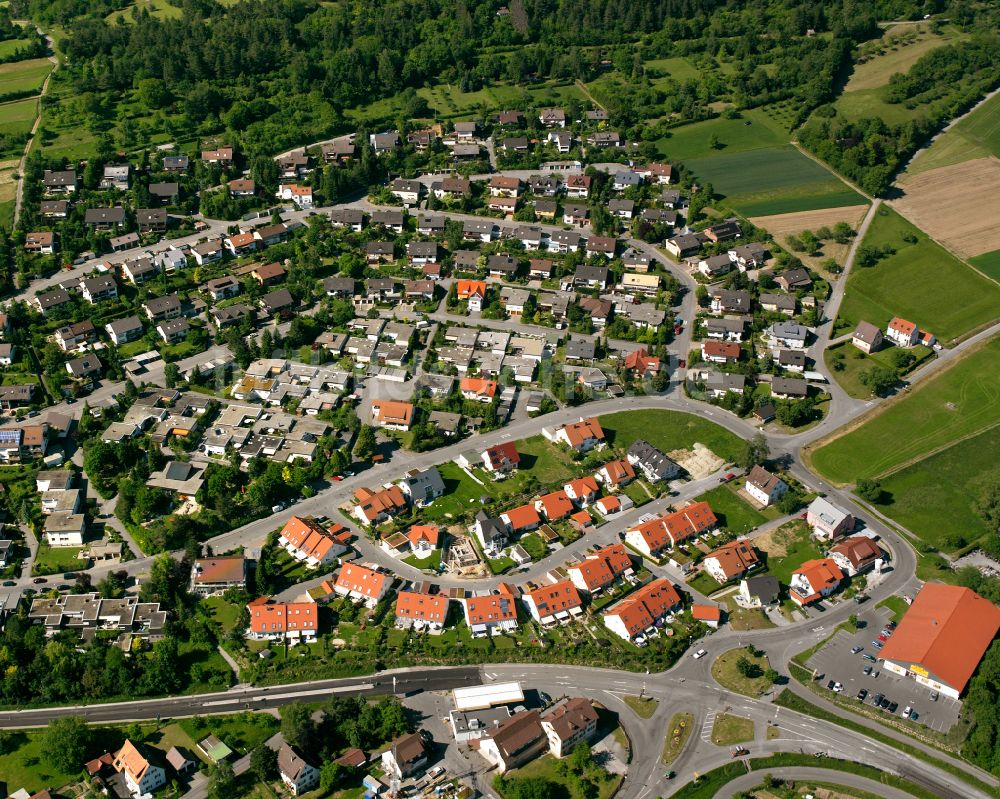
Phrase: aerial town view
[{"left": 0, "top": 1, "right": 997, "bottom": 799}]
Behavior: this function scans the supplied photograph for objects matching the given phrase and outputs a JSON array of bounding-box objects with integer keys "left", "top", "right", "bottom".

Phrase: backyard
[
  {"left": 824, "top": 339, "right": 935, "bottom": 399},
  {"left": 754, "top": 521, "right": 823, "bottom": 586},
  {"left": 808, "top": 336, "right": 1000, "bottom": 485},
  {"left": 833, "top": 207, "right": 1000, "bottom": 345}
]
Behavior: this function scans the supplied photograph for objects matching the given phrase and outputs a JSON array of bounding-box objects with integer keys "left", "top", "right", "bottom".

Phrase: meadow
[
  {"left": 823, "top": 339, "right": 935, "bottom": 400},
  {"left": 653, "top": 109, "right": 789, "bottom": 161},
  {"left": 599, "top": 409, "right": 743, "bottom": 462},
  {"left": 834, "top": 207, "right": 1000, "bottom": 344},
  {"left": 808, "top": 336, "right": 1000, "bottom": 485},
  {"left": 0, "top": 95, "right": 37, "bottom": 136},
  {"left": 907, "top": 91, "right": 1000, "bottom": 175},
  {"left": 106, "top": 0, "right": 182, "bottom": 23},
  {"left": 970, "top": 250, "right": 1000, "bottom": 282},
  {"left": 0, "top": 58, "right": 52, "bottom": 97},
  {"left": 844, "top": 25, "right": 960, "bottom": 93},
  {"left": 684, "top": 145, "right": 865, "bottom": 216},
  {"left": 0, "top": 38, "right": 35, "bottom": 59},
  {"left": 872, "top": 425, "right": 999, "bottom": 552}
]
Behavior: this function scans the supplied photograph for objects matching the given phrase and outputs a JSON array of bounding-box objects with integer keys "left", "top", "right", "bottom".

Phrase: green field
[
  {"left": 0, "top": 58, "right": 52, "bottom": 96},
  {"left": 0, "top": 730, "right": 81, "bottom": 793},
  {"left": 873, "top": 426, "right": 998, "bottom": 552},
  {"left": 809, "top": 336, "right": 1000, "bottom": 485},
  {"left": 824, "top": 339, "right": 935, "bottom": 399},
  {"left": 694, "top": 484, "right": 767, "bottom": 534},
  {"left": 409, "top": 79, "right": 585, "bottom": 121},
  {"left": 0, "top": 95, "right": 37, "bottom": 136},
  {"left": 835, "top": 207, "right": 1000, "bottom": 344},
  {"left": 600, "top": 409, "right": 743, "bottom": 462},
  {"left": 969, "top": 249, "right": 1000, "bottom": 282},
  {"left": 654, "top": 109, "right": 789, "bottom": 161},
  {"left": 845, "top": 26, "right": 961, "bottom": 93},
  {"left": 758, "top": 521, "right": 824, "bottom": 585},
  {"left": 0, "top": 38, "right": 34, "bottom": 59},
  {"left": 684, "top": 145, "right": 865, "bottom": 216},
  {"left": 106, "top": 0, "right": 183, "bottom": 23},
  {"left": 644, "top": 56, "right": 701, "bottom": 82},
  {"left": 908, "top": 91, "right": 1000, "bottom": 175}
]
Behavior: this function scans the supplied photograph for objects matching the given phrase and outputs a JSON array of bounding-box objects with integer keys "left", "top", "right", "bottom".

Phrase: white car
[
  {"left": 427, "top": 766, "right": 444, "bottom": 779},
  {"left": 901, "top": 705, "right": 912, "bottom": 718},
  {"left": 693, "top": 649, "right": 707, "bottom": 659}
]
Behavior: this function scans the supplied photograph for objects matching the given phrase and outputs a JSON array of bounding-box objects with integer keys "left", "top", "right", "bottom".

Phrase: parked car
[
  {"left": 32, "top": 577, "right": 47, "bottom": 584},
  {"left": 930, "top": 692, "right": 939, "bottom": 702},
  {"left": 863, "top": 666, "right": 873, "bottom": 675},
  {"left": 1, "top": 580, "right": 14, "bottom": 587},
  {"left": 901, "top": 705, "right": 912, "bottom": 718},
  {"left": 877, "top": 634, "right": 888, "bottom": 642},
  {"left": 872, "top": 693, "right": 884, "bottom": 706},
  {"left": 851, "top": 646, "right": 863, "bottom": 654},
  {"left": 693, "top": 649, "right": 707, "bottom": 659},
  {"left": 888, "top": 701, "right": 898, "bottom": 713},
  {"left": 862, "top": 654, "right": 877, "bottom": 662},
  {"left": 857, "top": 689, "right": 868, "bottom": 701}
]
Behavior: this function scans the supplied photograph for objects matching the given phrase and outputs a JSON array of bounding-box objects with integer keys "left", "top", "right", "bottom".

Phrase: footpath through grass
[
  {"left": 834, "top": 207, "right": 1000, "bottom": 345},
  {"left": 808, "top": 335, "right": 1000, "bottom": 485}
]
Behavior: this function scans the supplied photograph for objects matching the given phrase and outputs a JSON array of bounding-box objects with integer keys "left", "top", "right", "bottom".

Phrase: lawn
[
  {"left": 661, "top": 712, "right": 695, "bottom": 765},
  {"left": 516, "top": 434, "right": 578, "bottom": 486},
  {"left": 421, "top": 461, "right": 496, "bottom": 522},
  {"left": 501, "top": 753, "right": 621, "bottom": 799},
  {"left": 413, "top": 79, "right": 586, "bottom": 121},
  {"left": 684, "top": 145, "right": 866, "bottom": 216},
  {"left": 908, "top": 90, "right": 1000, "bottom": 175},
  {"left": 725, "top": 606, "right": 776, "bottom": 631},
  {"left": 808, "top": 336, "right": 1000, "bottom": 485},
  {"left": 0, "top": 39, "right": 35, "bottom": 59},
  {"left": 600, "top": 409, "right": 743, "bottom": 462},
  {"left": 0, "top": 96, "right": 38, "bottom": 136},
  {"left": 693, "top": 484, "right": 767, "bottom": 534},
  {"left": 824, "top": 339, "right": 935, "bottom": 399},
  {"left": 621, "top": 479, "right": 654, "bottom": 508},
  {"left": 653, "top": 108, "right": 790, "bottom": 161},
  {"left": 876, "top": 595, "right": 910, "bottom": 623},
  {"left": 0, "top": 58, "right": 52, "bottom": 96},
  {"left": 871, "top": 425, "right": 999, "bottom": 552},
  {"left": 106, "top": 0, "right": 183, "bottom": 23},
  {"left": 756, "top": 521, "right": 823, "bottom": 586},
  {"left": 969, "top": 249, "right": 1000, "bottom": 282},
  {"left": 644, "top": 56, "right": 701, "bottom": 82},
  {"left": 622, "top": 695, "right": 658, "bottom": 719},
  {"left": 179, "top": 711, "right": 279, "bottom": 756},
  {"left": 710, "top": 713, "right": 754, "bottom": 746},
  {"left": 201, "top": 596, "right": 243, "bottom": 634},
  {"left": 402, "top": 549, "right": 442, "bottom": 570},
  {"left": 834, "top": 207, "right": 1000, "bottom": 345},
  {"left": 844, "top": 25, "right": 962, "bottom": 93},
  {"left": 686, "top": 570, "right": 725, "bottom": 597},
  {"left": 711, "top": 647, "right": 773, "bottom": 697},
  {"left": 519, "top": 532, "right": 548, "bottom": 561},
  {"left": 31, "top": 543, "right": 89, "bottom": 576},
  {"left": 0, "top": 730, "right": 82, "bottom": 793}
]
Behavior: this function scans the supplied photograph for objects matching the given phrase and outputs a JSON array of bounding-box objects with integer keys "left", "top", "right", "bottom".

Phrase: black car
[
  {"left": 872, "top": 693, "right": 884, "bottom": 706},
  {"left": 888, "top": 701, "right": 898, "bottom": 713},
  {"left": 32, "top": 577, "right": 47, "bottom": 584},
  {"left": 826, "top": 680, "right": 836, "bottom": 691},
  {"left": 1, "top": 580, "right": 15, "bottom": 587},
  {"left": 857, "top": 689, "right": 868, "bottom": 701},
  {"left": 879, "top": 697, "right": 891, "bottom": 709}
]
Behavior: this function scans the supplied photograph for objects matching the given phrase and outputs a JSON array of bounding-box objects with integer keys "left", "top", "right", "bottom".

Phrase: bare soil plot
[
  {"left": 668, "top": 442, "right": 724, "bottom": 479},
  {"left": 893, "top": 157, "right": 1000, "bottom": 259},
  {"left": 751, "top": 204, "right": 868, "bottom": 273}
]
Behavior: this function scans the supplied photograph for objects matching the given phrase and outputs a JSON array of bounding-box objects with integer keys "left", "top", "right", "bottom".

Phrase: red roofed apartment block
[
  {"left": 603, "top": 578, "right": 682, "bottom": 642},
  {"left": 334, "top": 563, "right": 391, "bottom": 606}
]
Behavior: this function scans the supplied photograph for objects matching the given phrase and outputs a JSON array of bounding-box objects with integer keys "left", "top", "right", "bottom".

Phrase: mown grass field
[
  {"left": 693, "top": 484, "right": 767, "bottom": 534},
  {"left": 654, "top": 108, "right": 789, "bottom": 161},
  {"left": 600, "top": 409, "right": 743, "bottom": 462},
  {"left": 0, "top": 38, "right": 35, "bottom": 59},
  {"left": 643, "top": 56, "right": 701, "bottom": 82},
  {"left": 106, "top": 0, "right": 183, "bottom": 23},
  {"left": 808, "top": 336, "right": 1000, "bottom": 485},
  {"left": 844, "top": 25, "right": 961, "bottom": 93},
  {"left": 684, "top": 145, "right": 865, "bottom": 216},
  {"left": 872, "top": 425, "right": 999, "bottom": 552},
  {"left": 823, "top": 339, "right": 935, "bottom": 399},
  {"left": 834, "top": 207, "right": 1000, "bottom": 344},
  {"left": 970, "top": 249, "right": 1000, "bottom": 282},
  {"left": 411, "top": 79, "right": 585, "bottom": 121},
  {"left": 0, "top": 58, "right": 52, "bottom": 96},
  {"left": 908, "top": 91, "right": 1000, "bottom": 175}
]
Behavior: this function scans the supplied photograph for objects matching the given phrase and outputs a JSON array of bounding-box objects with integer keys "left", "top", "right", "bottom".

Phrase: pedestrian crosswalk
[{"left": 700, "top": 710, "right": 717, "bottom": 741}]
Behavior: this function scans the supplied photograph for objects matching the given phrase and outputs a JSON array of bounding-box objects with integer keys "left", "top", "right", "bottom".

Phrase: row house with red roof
[
  {"left": 624, "top": 502, "right": 717, "bottom": 558},
  {"left": 567, "top": 543, "right": 636, "bottom": 594},
  {"left": 521, "top": 580, "right": 584, "bottom": 625},
  {"left": 463, "top": 584, "right": 519, "bottom": 637},
  {"left": 278, "top": 515, "right": 351, "bottom": 568},
  {"left": 542, "top": 417, "right": 605, "bottom": 453},
  {"left": 603, "top": 578, "right": 683, "bottom": 643},
  {"left": 334, "top": 562, "right": 392, "bottom": 607},
  {"left": 394, "top": 589, "right": 449, "bottom": 633},
  {"left": 247, "top": 597, "right": 319, "bottom": 643},
  {"left": 789, "top": 558, "right": 844, "bottom": 606}
]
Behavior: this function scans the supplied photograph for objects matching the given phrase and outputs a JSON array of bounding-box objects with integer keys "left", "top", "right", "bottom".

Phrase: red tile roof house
[
  {"left": 595, "top": 458, "right": 636, "bottom": 489},
  {"left": 406, "top": 524, "right": 441, "bottom": 557},
  {"left": 878, "top": 583, "right": 1000, "bottom": 700},
  {"left": 463, "top": 584, "right": 519, "bottom": 637},
  {"left": 624, "top": 502, "right": 717, "bottom": 558},
  {"left": 563, "top": 476, "right": 600, "bottom": 507},
  {"left": 541, "top": 698, "right": 599, "bottom": 758},
  {"left": 623, "top": 347, "right": 660, "bottom": 376},
  {"left": 603, "top": 578, "right": 682, "bottom": 643},
  {"left": 701, "top": 339, "right": 741, "bottom": 364},
  {"left": 334, "top": 562, "right": 391, "bottom": 607},
  {"left": 395, "top": 589, "right": 449, "bottom": 633},
  {"left": 691, "top": 603, "right": 722, "bottom": 628},
  {"left": 828, "top": 536, "right": 885, "bottom": 577},
  {"left": 534, "top": 490, "right": 575, "bottom": 521},
  {"left": 189, "top": 555, "right": 247, "bottom": 596},
  {"left": 478, "top": 710, "right": 547, "bottom": 773},
  {"left": 278, "top": 515, "right": 350, "bottom": 567},
  {"left": 501, "top": 503, "right": 542, "bottom": 534},
  {"left": 352, "top": 485, "right": 408, "bottom": 527},
  {"left": 543, "top": 416, "right": 605, "bottom": 452},
  {"left": 567, "top": 543, "right": 635, "bottom": 594},
  {"left": 522, "top": 580, "right": 583, "bottom": 625},
  {"left": 246, "top": 597, "right": 319, "bottom": 643},
  {"left": 482, "top": 442, "right": 520, "bottom": 475},
  {"left": 886, "top": 316, "right": 920, "bottom": 348},
  {"left": 702, "top": 540, "right": 761, "bottom": 584},
  {"left": 789, "top": 558, "right": 844, "bottom": 606}
]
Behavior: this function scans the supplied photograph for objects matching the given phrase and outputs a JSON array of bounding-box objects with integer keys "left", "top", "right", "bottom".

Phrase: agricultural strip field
[
  {"left": 871, "top": 425, "right": 1000, "bottom": 553},
  {"left": 653, "top": 108, "right": 789, "bottom": 161},
  {"left": 893, "top": 157, "right": 1000, "bottom": 259},
  {"left": 684, "top": 145, "right": 866, "bottom": 216},
  {"left": 599, "top": 409, "right": 743, "bottom": 463},
  {"left": 0, "top": 38, "right": 35, "bottom": 59},
  {"left": 844, "top": 24, "right": 960, "bottom": 93},
  {"left": 0, "top": 96, "right": 38, "bottom": 136},
  {"left": 969, "top": 250, "right": 1000, "bottom": 282},
  {"left": 807, "top": 336, "right": 1000, "bottom": 485},
  {"left": 834, "top": 207, "right": 1000, "bottom": 345},
  {"left": 0, "top": 58, "right": 52, "bottom": 97},
  {"left": 907, "top": 91, "right": 1000, "bottom": 175}
]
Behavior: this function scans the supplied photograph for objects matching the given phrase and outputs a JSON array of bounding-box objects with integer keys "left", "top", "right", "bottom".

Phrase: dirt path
[
  {"left": 789, "top": 139, "right": 873, "bottom": 201},
  {"left": 12, "top": 30, "right": 57, "bottom": 227},
  {"left": 575, "top": 78, "right": 605, "bottom": 111}
]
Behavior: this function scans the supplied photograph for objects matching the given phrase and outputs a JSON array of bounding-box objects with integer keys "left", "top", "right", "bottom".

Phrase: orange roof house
[
  {"left": 564, "top": 476, "right": 600, "bottom": 504},
  {"left": 624, "top": 502, "right": 717, "bottom": 556},
  {"left": 334, "top": 563, "right": 390, "bottom": 605},
  {"left": 522, "top": 580, "right": 583, "bottom": 623},
  {"left": 395, "top": 590, "right": 449, "bottom": 628},
  {"left": 463, "top": 586, "right": 518, "bottom": 632},
  {"left": 371, "top": 400, "right": 415, "bottom": 430},
  {"left": 460, "top": 377, "right": 498, "bottom": 401},
  {"left": 567, "top": 543, "right": 634, "bottom": 593},
  {"left": 483, "top": 442, "right": 520, "bottom": 473},
  {"left": 279, "top": 516, "right": 350, "bottom": 565},
  {"left": 406, "top": 524, "right": 441, "bottom": 550},
  {"left": 502, "top": 503, "right": 542, "bottom": 532},
  {"left": 691, "top": 603, "right": 722, "bottom": 627},
  {"left": 701, "top": 340, "right": 741, "bottom": 362},
  {"left": 603, "top": 579, "right": 682, "bottom": 641},
  {"left": 879, "top": 584, "right": 1000, "bottom": 699},
  {"left": 456, "top": 279, "right": 488, "bottom": 300},
  {"left": 353, "top": 485, "right": 407, "bottom": 525},
  {"left": 548, "top": 417, "right": 605, "bottom": 451},
  {"left": 789, "top": 558, "right": 844, "bottom": 606},
  {"left": 247, "top": 597, "right": 318, "bottom": 640},
  {"left": 535, "top": 490, "right": 575, "bottom": 520},
  {"left": 113, "top": 740, "right": 166, "bottom": 794},
  {"left": 596, "top": 458, "right": 635, "bottom": 487}
]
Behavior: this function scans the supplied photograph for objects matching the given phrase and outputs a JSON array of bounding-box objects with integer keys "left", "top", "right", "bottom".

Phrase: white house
[
  {"left": 744, "top": 465, "right": 787, "bottom": 507},
  {"left": 113, "top": 740, "right": 166, "bottom": 798},
  {"left": 886, "top": 317, "right": 920, "bottom": 347},
  {"left": 278, "top": 744, "right": 320, "bottom": 796}
]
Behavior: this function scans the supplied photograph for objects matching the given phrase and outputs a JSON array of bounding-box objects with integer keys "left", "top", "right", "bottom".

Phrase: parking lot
[{"left": 805, "top": 605, "right": 963, "bottom": 733}]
